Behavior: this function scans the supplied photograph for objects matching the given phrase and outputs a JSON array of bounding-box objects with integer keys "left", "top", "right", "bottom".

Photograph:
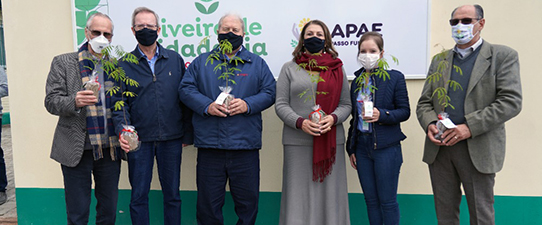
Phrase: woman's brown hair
[
  {"left": 292, "top": 20, "right": 339, "bottom": 60},
  {"left": 357, "top": 31, "right": 384, "bottom": 54}
]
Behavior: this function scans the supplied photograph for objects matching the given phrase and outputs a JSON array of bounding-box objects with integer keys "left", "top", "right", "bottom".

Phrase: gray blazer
[
  {"left": 45, "top": 52, "right": 88, "bottom": 167},
  {"left": 417, "top": 41, "right": 522, "bottom": 174}
]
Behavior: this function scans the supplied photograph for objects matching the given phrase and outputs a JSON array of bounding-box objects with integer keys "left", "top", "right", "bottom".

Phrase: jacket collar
[
  {"left": 465, "top": 40, "right": 491, "bottom": 96},
  {"left": 132, "top": 43, "right": 169, "bottom": 60},
  {"left": 441, "top": 39, "right": 491, "bottom": 97},
  {"left": 213, "top": 46, "right": 253, "bottom": 63}
]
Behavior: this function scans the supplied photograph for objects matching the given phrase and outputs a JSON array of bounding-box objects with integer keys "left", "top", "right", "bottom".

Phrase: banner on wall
[{"left": 71, "top": 0, "right": 430, "bottom": 79}]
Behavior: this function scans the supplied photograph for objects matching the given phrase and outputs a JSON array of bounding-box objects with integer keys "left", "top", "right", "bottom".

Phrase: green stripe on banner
[
  {"left": 2, "top": 112, "right": 9, "bottom": 125},
  {"left": 15, "top": 188, "right": 542, "bottom": 224}
]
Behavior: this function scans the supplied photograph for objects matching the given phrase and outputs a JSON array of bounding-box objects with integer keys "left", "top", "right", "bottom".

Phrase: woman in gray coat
[{"left": 275, "top": 20, "right": 352, "bottom": 225}]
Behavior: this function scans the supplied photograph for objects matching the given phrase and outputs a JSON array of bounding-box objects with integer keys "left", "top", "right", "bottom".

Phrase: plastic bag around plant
[
  {"left": 435, "top": 112, "right": 457, "bottom": 140},
  {"left": 309, "top": 104, "right": 327, "bottom": 124},
  {"left": 120, "top": 125, "right": 140, "bottom": 152},
  {"left": 83, "top": 70, "right": 101, "bottom": 101},
  {"left": 215, "top": 86, "right": 235, "bottom": 108}
]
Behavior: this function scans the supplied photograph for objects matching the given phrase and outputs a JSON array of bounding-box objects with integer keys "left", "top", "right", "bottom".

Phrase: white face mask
[
  {"left": 88, "top": 35, "right": 110, "bottom": 53},
  {"left": 357, "top": 53, "right": 380, "bottom": 70},
  {"left": 451, "top": 21, "right": 479, "bottom": 45}
]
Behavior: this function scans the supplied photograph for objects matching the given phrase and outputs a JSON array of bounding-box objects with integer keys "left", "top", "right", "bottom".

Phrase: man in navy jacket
[
  {"left": 111, "top": 7, "right": 193, "bottom": 225},
  {"left": 179, "top": 13, "right": 275, "bottom": 225}
]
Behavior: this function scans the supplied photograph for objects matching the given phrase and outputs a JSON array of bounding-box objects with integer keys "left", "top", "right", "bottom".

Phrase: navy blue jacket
[
  {"left": 179, "top": 47, "right": 276, "bottom": 150},
  {"left": 112, "top": 43, "right": 193, "bottom": 143},
  {"left": 346, "top": 68, "right": 410, "bottom": 155}
]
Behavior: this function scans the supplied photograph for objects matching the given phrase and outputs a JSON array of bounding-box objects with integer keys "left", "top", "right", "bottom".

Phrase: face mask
[
  {"left": 135, "top": 28, "right": 158, "bottom": 46},
  {"left": 357, "top": 53, "right": 380, "bottom": 70},
  {"left": 88, "top": 35, "right": 109, "bottom": 53},
  {"left": 304, "top": 36, "right": 325, "bottom": 54},
  {"left": 451, "top": 21, "right": 479, "bottom": 45},
  {"left": 218, "top": 32, "right": 243, "bottom": 51}
]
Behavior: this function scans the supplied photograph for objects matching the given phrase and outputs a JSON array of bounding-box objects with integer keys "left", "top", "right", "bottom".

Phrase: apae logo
[
  {"left": 290, "top": 18, "right": 310, "bottom": 48},
  {"left": 289, "top": 17, "right": 384, "bottom": 48}
]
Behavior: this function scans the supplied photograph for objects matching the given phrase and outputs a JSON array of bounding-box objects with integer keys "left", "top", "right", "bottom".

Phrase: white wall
[{"left": 3, "top": 0, "right": 541, "bottom": 196}]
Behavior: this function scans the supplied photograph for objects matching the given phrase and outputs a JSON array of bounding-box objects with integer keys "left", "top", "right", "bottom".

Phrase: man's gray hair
[
  {"left": 86, "top": 12, "right": 114, "bottom": 32},
  {"left": 218, "top": 13, "right": 244, "bottom": 33},
  {"left": 451, "top": 4, "right": 484, "bottom": 19},
  {"left": 131, "top": 7, "right": 160, "bottom": 27}
]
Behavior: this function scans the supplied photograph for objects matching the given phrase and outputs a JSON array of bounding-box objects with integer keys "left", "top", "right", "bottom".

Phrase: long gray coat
[
  {"left": 45, "top": 52, "right": 88, "bottom": 167},
  {"left": 417, "top": 41, "right": 522, "bottom": 174}
]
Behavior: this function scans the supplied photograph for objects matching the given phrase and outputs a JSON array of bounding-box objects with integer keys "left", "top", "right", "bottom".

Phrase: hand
[
  {"left": 208, "top": 102, "right": 228, "bottom": 117},
  {"left": 361, "top": 107, "right": 380, "bottom": 123},
  {"left": 228, "top": 98, "right": 248, "bottom": 116},
  {"left": 319, "top": 115, "right": 334, "bottom": 134},
  {"left": 301, "top": 119, "right": 321, "bottom": 136},
  {"left": 427, "top": 124, "right": 445, "bottom": 146},
  {"left": 349, "top": 154, "right": 357, "bottom": 170},
  {"left": 75, "top": 90, "right": 98, "bottom": 108},
  {"left": 119, "top": 135, "right": 131, "bottom": 153},
  {"left": 182, "top": 143, "right": 192, "bottom": 147},
  {"left": 441, "top": 124, "right": 471, "bottom": 146}
]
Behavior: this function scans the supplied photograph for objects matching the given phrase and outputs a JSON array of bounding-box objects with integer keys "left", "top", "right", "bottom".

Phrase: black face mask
[
  {"left": 218, "top": 32, "right": 243, "bottom": 51},
  {"left": 304, "top": 36, "right": 325, "bottom": 54},
  {"left": 135, "top": 28, "right": 158, "bottom": 46}
]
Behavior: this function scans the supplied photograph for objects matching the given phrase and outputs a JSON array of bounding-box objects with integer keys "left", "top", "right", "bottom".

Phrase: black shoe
[{"left": 0, "top": 191, "right": 6, "bottom": 205}]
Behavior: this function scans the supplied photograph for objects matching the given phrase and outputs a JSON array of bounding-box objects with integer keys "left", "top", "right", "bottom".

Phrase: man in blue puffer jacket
[
  {"left": 111, "top": 7, "right": 193, "bottom": 225},
  {"left": 179, "top": 13, "right": 276, "bottom": 225}
]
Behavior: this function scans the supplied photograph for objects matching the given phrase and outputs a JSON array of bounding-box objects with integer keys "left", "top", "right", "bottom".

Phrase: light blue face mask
[{"left": 451, "top": 21, "right": 479, "bottom": 45}]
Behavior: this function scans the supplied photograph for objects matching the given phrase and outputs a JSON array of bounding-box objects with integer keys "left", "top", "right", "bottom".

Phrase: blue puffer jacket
[
  {"left": 179, "top": 47, "right": 276, "bottom": 150},
  {"left": 112, "top": 43, "right": 193, "bottom": 143},
  {"left": 345, "top": 68, "right": 410, "bottom": 155}
]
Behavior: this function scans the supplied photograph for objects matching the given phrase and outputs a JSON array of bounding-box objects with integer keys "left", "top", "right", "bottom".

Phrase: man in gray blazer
[
  {"left": 417, "top": 4, "right": 522, "bottom": 225},
  {"left": 45, "top": 12, "right": 122, "bottom": 225}
]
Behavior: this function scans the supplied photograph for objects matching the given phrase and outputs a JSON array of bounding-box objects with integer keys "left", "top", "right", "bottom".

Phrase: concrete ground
[{"left": 0, "top": 125, "right": 17, "bottom": 224}]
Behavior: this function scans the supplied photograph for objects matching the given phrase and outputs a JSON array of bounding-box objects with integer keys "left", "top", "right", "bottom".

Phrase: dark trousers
[
  {"left": 354, "top": 134, "right": 402, "bottom": 225},
  {"left": 196, "top": 148, "right": 260, "bottom": 225},
  {"left": 61, "top": 149, "right": 121, "bottom": 225},
  {"left": 0, "top": 117, "right": 6, "bottom": 191},
  {"left": 429, "top": 141, "right": 495, "bottom": 225},
  {"left": 127, "top": 138, "right": 183, "bottom": 225}
]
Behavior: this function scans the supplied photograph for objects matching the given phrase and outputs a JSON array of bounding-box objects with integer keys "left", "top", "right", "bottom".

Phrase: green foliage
[
  {"left": 296, "top": 53, "right": 329, "bottom": 105},
  {"left": 354, "top": 55, "right": 398, "bottom": 94},
  {"left": 206, "top": 39, "right": 245, "bottom": 89},
  {"left": 85, "top": 45, "right": 139, "bottom": 126},
  {"left": 113, "top": 101, "right": 124, "bottom": 111},
  {"left": 426, "top": 45, "right": 464, "bottom": 111}
]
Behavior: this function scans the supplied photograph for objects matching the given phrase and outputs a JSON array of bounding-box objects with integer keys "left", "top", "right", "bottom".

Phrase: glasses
[
  {"left": 449, "top": 18, "right": 480, "bottom": 26},
  {"left": 133, "top": 24, "right": 159, "bottom": 31},
  {"left": 88, "top": 29, "right": 113, "bottom": 39}
]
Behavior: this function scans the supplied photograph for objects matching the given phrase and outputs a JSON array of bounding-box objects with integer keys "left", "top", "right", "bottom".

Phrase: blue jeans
[
  {"left": 61, "top": 150, "right": 121, "bottom": 225},
  {"left": 127, "top": 138, "right": 183, "bottom": 225},
  {"left": 354, "top": 134, "right": 402, "bottom": 225},
  {"left": 196, "top": 148, "right": 260, "bottom": 225}
]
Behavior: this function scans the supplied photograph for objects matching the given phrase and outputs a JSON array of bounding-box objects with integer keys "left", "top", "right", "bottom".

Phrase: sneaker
[{"left": 0, "top": 191, "right": 6, "bottom": 205}]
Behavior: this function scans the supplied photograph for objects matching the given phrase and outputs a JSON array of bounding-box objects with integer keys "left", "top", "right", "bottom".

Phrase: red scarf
[{"left": 296, "top": 53, "right": 344, "bottom": 182}]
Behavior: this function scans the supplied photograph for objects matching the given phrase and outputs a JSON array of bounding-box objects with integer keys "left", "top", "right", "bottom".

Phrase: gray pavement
[{"left": 0, "top": 124, "right": 17, "bottom": 224}]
